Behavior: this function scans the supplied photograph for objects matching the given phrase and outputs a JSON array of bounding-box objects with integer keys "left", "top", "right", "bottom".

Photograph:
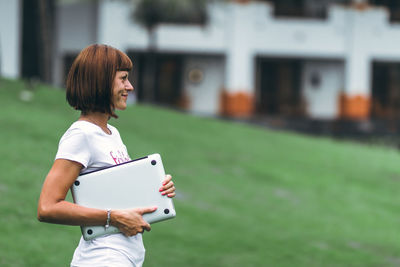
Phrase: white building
[{"left": 4, "top": 0, "right": 400, "bottom": 120}]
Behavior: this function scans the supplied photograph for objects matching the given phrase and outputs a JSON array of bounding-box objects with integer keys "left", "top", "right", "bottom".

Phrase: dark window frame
[{"left": 264, "top": 0, "right": 351, "bottom": 19}]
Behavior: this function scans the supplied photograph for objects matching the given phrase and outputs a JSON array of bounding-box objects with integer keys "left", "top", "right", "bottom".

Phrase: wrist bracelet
[{"left": 105, "top": 209, "right": 111, "bottom": 229}]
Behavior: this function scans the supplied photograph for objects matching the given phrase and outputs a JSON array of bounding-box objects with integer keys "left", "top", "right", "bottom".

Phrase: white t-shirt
[{"left": 55, "top": 121, "right": 145, "bottom": 267}]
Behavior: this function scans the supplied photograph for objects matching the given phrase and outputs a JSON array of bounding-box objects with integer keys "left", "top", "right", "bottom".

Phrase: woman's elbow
[{"left": 37, "top": 203, "right": 50, "bottom": 222}]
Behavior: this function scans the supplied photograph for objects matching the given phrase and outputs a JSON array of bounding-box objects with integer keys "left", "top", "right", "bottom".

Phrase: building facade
[{"left": 4, "top": 0, "right": 400, "bottom": 121}]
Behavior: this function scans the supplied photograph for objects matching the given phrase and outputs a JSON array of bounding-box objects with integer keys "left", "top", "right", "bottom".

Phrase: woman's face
[{"left": 112, "top": 71, "right": 134, "bottom": 110}]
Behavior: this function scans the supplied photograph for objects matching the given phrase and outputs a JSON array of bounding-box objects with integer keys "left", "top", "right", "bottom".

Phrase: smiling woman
[
  {"left": 112, "top": 71, "right": 134, "bottom": 111},
  {"left": 37, "top": 44, "right": 176, "bottom": 267},
  {"left": 66, "top": 44, "right": 133, "bottom": 119}
]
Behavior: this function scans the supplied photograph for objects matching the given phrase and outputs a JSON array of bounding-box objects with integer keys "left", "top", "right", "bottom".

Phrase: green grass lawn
[{"left": 1, "top": 77, "right": 400, "bottom": 266}]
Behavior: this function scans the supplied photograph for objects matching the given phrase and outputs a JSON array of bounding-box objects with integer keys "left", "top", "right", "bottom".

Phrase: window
[{"left": 264, "top": 0, "right": 351, "bottom": 19}]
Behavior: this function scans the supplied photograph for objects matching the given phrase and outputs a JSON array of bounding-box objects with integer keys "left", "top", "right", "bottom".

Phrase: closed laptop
[{"left": 71, "top": 153, "right": 176, "bottom": 240}]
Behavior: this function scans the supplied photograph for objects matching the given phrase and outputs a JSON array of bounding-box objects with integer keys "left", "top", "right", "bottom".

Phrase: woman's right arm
[{"left": 37, "top": 159, "right": 156, "bottom": 235}]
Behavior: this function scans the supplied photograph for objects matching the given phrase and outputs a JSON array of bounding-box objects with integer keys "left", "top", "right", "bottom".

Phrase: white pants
[{"left": 70, "top": 234, "right": 145, "bottom": 267}]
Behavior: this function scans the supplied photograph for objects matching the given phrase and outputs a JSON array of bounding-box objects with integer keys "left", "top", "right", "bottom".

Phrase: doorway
[
  {"left": 255, "top": 57, "right": 305, "bottom": 116},
  {"left": 371, "top": 61, "right": 400, "bottom": 119},
  {"left": 128, "top": 52, "right": 184, "bottom": 107}
]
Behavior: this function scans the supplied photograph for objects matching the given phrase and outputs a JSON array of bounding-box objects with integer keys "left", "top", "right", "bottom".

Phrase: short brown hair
[{"left": 66, "top": 44, "right": 133, "bottom": 116}]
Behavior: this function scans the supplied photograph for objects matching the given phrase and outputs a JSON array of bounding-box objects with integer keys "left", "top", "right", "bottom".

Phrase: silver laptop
[{"left": 71, "top": 153, "right": 176, "bottom": 240}]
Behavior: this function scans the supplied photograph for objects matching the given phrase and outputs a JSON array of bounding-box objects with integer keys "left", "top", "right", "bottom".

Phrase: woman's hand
[
  {"left": 110, "top": 207, "right": 157, "bottom": 236},
  {"left": 159, "top": 174, "right": 176, "bottom": 198}
]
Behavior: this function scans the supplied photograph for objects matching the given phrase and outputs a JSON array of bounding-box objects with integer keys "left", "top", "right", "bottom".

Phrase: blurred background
[{"left": 4, "top": 0, "right": 400, "bottom": 140}]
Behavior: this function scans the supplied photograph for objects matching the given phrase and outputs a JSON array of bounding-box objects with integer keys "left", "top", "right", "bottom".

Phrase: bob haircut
[{"left": 66, "top": 44, "right": 133, "bottom": 117}]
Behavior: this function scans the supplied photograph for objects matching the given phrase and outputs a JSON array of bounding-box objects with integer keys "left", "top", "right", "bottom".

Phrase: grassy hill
[{"left": 1, "top": 78, "right": 400, "bottom": 266}]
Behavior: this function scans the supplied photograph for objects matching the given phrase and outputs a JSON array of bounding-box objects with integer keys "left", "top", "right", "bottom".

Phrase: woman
[{"left": 37, "top": 44, "right": 176, "bottom": 266}]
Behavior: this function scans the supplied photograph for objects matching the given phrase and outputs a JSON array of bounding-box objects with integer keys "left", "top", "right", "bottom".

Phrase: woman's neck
[{"left": 79, "top": 112, "right": 111, "bottom": 134}]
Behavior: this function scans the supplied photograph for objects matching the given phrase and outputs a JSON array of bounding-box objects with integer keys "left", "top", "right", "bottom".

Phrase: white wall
[
  {"left": 183, "top": 56, "right": 225, "bottom": 115},
  {"left": 156, "top": 3, "right": 227, "bottom": 53},
  {"left": 0, "top": 0, "right": 21, "bottom": 79},
  {"left": 303, "top": 61, "right": 344, "bottom": 119},
  {"left": 57, "top": 2, "right": 98, "bottom": 52},
  {"left": 53, "top": 0, "right": 98, "bottom": 86},
  {"left": 98, "top": 0, "right": 149, "bottom": 50},
  {"left": 98, "top": 0, "right": 228, "bottom": 53}
]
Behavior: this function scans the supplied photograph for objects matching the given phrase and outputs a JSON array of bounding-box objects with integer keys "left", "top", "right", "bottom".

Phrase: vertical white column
[
  {"left": 225, "top": 3, "right": 253, "bottom": 93},
  {"left": 0, "top": 0, "right": 21, "bottom": 78},
  {"left": 345, "top": 19, "right": 370, "bottom": 98},
  {"left": 340, "top": 7, "right": 376, "bottom": 119},
  {"left": 221, "top": 2, "right": 255, "bottom": 117}
]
